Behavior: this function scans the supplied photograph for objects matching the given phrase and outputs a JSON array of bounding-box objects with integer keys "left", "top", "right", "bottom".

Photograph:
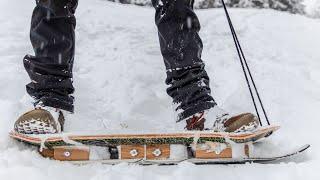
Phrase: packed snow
[{"left": 0, "top": 0, "right": 319, "bottom": 179}]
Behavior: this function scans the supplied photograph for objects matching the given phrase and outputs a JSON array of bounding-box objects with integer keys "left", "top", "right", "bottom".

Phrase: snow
[
  {"left": 0, "top": 0, "right": 319, "bottom": 179},
  {"left": 304, "top": 0, "right": 320, "bottom": 18},
  {"left": 89, "top": 146, "right": 110, "bottom": 160},
  {"left": 169, "top": 145, "right": 188, "bottom": 159}
]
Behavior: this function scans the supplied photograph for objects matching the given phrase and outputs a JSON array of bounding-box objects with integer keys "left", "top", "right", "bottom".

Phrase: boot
[
  {"left": 14, "top": 107, "right": 65, "bottom": 134},
  {"left": 184, "top": 106, "right": 259, "bottom": 132}
]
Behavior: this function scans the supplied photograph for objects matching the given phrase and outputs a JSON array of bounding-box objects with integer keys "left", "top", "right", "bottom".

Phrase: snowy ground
[{"left": 0, "top": 0, "right": 320, "bottom": 179}]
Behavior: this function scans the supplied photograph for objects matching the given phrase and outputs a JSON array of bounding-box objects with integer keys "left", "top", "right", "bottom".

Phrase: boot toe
[
  {"left": 224, "top": 113, "right": 259, "bottom": 133},
  {"left": 14, "top": 109, "right": 59, "bottom": 134}
]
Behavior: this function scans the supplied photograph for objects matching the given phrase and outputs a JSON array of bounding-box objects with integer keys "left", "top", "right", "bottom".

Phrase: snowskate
[
  {"left": 10, "top": 108, "right": 310, "bottom": 165},
  {"left": 9, "top": 125, "right": 309, "bottom": 165}
]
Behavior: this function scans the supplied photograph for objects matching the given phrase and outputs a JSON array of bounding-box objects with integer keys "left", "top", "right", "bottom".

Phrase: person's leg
[
  {"left": 152, "top": 0, "right": 216, "bottom": 122},
  {"left": 24, "top": 0, "right": 78, "bottom": 112}
]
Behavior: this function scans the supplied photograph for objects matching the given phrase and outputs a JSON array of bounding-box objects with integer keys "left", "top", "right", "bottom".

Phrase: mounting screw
[
  {"left": 152, "top": 149, "right": 162, "bottom": 157},
  {"left": 64, "top": 151, "right": 71, "bottom": 157},
  {"left": 130, "top": 149, "right": 138, "bottom": 157}
]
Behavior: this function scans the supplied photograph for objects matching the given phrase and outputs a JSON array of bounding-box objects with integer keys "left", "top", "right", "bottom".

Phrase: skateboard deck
[
  {"left": 10, "top": 125, "right": 280, "bottom": 147},
  {"left": 8, "top": 125, "right": 294, "bottom": 163}
]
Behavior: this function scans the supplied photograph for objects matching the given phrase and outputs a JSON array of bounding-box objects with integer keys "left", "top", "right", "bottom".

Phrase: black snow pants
[{"left": 24, "top": 0, "right": 216, "bottom": 121}]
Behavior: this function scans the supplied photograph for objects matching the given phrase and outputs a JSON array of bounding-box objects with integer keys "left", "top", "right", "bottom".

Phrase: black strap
[{"left": 221, "top": 0, "right": 270, "bottom": 126}]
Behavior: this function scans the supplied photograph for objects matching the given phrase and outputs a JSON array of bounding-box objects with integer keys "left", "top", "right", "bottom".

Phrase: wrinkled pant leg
[
  {"left": 24, "top": 0, "right": 78, "bottom": 112},
  {"left": 152, "top": 0, "right": 216, "bottom": 121}
]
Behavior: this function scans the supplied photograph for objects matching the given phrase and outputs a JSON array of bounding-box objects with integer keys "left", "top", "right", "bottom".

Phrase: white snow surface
[{"left": 0, "top": 0, "right": 319, "bottom": 179}]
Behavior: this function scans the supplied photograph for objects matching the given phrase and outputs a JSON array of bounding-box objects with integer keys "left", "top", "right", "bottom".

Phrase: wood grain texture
[
  {"left": 39, "top": 149, "right": 54, "bottom": 158},
  {"left": 195, "top": 147, "right": 233, "bottom": 159},
  {"left": 53, "top": 146, "right": 90, "bottom": 161},
  {"left": 146, "top": 144, "right": 170, "bottom": 160},
  {"left": 245, "top": 144, "right": 250, "bottom": 157},
  {"left": 9, "top": 126, "right": 280, "bottom": 152},
  {"left": 9, "top": 126, "right": 280, "bottom": 146},
  {"left": 120, "top": 145, "right": 145, "bottom": 159}
]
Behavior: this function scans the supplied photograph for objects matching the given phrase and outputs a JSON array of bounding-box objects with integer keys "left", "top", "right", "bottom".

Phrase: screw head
[
  {"left": 130, "top": 149, "right": 138, "bottom": 157},
  {"left": 152, "top": 149, "right": 162, "bottom": 157},
  {"left": 64, "top": 151, "right": 71, "bottom": 157}
]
